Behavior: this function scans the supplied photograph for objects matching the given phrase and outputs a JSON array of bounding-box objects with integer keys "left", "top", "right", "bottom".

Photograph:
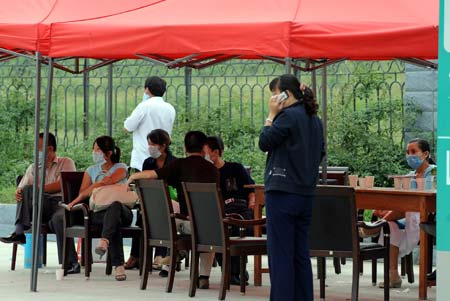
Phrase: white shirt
[
  {"left": 19, "top": 156, "right": 76, "bottom": 197},
  {"left": 124, "top": 96, "right": 175, "bottom": 170}
]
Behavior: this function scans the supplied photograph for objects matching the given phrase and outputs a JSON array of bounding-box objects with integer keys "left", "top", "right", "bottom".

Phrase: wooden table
[
  {"left": 355, "top": 187, "right": 436, "bottom": 300},
  {"left": 245, "top": 184, "right": 268, "bottom": 286},
  {"left": 247, "top": 184, "right": 436, "bottom": 300}
]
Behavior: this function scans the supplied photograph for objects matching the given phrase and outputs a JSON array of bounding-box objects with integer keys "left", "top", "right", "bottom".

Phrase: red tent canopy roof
[{"left": 0, "top": 0, "right": 439, "bottom": 60}]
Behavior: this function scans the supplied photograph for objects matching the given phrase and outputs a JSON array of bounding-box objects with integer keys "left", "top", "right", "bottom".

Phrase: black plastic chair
[
  {"left": 60, "top": 171, "right": 142, "bottom": 278},
  {"left": 134, "top": 179, "right": 191, "bottom": 292},
  {"left": 182, "top": 182, "right": 266, "bottom": 300},
  {"left": 310, "top": 185, "right": 391, "bottom": 301}
]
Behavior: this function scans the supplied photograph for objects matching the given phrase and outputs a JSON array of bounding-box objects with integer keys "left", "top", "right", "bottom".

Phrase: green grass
[{"left": 0, "top": 186, "right": 16, "bottom": 204}]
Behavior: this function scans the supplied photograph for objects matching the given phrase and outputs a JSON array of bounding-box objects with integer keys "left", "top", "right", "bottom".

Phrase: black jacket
[{"left": 259, "top": 102, "right": 324, "bottom": 195}]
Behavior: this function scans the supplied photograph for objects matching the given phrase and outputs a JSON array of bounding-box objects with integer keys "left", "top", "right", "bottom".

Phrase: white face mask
[
  {"left": 92, "top": 151, "right": 106, "bottom": 165},
  {"left": 148, "top": 145, "right": 162, "bottom": 159},
  {"left": 204, "top": 153, "right": 213, "bottom": 163},
  {"left": 142, "top": 92, "right": 150, "bottom": 102}
]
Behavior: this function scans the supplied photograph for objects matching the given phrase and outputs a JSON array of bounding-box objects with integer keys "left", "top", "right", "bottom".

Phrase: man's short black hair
[
  {"left": 145, "top": 76, "right": 167, "bottom": 97},
  {"left": 184, "top": 131, "right": 207, "bottom": 153},
  {"left": 39, "top": 132, "right": 57, "bottom": 152}
]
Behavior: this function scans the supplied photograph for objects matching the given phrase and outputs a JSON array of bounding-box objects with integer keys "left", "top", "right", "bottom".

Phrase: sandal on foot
[
  {"left": 115, "top": 265, "right": 127, "bottom": 281},
  {"left": 124, "top": 256, "right": 139, "bottom": 270},
  {"left": 95, "top": 238, "right": 109, "bottom": 258}
]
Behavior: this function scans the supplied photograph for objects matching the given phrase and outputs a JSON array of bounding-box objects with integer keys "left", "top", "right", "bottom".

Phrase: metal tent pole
[
  {"left": 285, "top": 57, "right": 292, "bottom": 74},
  {"left": 107, "top": 64, "right": 113, "bottom": 136},
  {"left": 31, "top": 56, "right": 54, "bottom": 291},
  {"left": 30, "top": 53, "right": 41, "bottom": 291},
  {"left": 184, "top": 67, "right": 192, "bottom": 122},
  {"left": 320, "top": 66, "right": 328, "bottom": 183},
  {"left": 83, "top": 59, "right": 89, "bottom": 139}
]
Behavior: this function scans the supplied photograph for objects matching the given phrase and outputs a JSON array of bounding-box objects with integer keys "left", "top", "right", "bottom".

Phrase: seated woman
[
  {"left": 204, "top": 136, "right": 256, "bottom": 285},
  {"left": 371, "top": 138, "right": 436, "bottom": 288},
  {"left": 68, "top": 136, "right": 132, "bottom": 281},
  {"left": 124, "top": 129, "right": 178, "bottom": 275}
]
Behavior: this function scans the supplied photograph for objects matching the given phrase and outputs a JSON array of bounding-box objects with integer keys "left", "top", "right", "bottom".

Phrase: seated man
[
  {"left": 0, "top": 132, "right": 80, "bottom": 274},
  {"left": 128, "top": 130, "right": 219, "bottom": 289},
  {"left": 205, "top": 136, "right": 256, "bottom": 285}
]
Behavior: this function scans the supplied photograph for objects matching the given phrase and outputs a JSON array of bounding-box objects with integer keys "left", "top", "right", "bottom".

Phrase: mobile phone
[{"left": 277, "top": 91, "right": 289, "bottom": 104}]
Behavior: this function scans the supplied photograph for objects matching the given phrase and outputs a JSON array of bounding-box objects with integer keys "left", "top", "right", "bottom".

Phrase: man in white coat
[{"left": 124, "top": 76, "right": 176, "bottom": 171}]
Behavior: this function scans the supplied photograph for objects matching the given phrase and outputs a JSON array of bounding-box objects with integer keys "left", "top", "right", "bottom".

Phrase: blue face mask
[
  {"left": 406, "top": 155, "right": 424, "bottom": 170},
  {"left": 38, "top": 151, "right": 45, "bottom": 165},
  {"left": 92, "top": 152, "right": 106, "bottom": 165},
  {"left": 142, "top": 92, "right": 150, "bottom": 102}
]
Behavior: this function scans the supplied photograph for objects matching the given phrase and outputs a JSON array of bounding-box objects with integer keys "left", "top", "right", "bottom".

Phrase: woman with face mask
[
  {"left": 124, "top": 129, "right": 178, "bottom": 276},
  {"left": 68, "top": 136, "right": 131, "bottom": 281},
  {"left": 368, "top": 139, "right": 436, "bottom": 289}
]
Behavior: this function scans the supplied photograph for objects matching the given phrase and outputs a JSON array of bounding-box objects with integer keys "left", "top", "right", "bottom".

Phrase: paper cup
[
  {"left": 393, "top": 177, "right": 402, "bottom": 189},
  {"left": 401, "top": 177, "right": 411, "bottom": 190},
  {"left": 416, "top": 178, "right": 425, "bottom": 190},
  {"left": 56, "top": 269, "right": 64, "bottom": 281},
  {"left": 358, "top": 178, "right": 367, "bottom": 189},
  {"left": 365, "top": 176, "right": 374, "bottom": 188},
  {"left": 348, "top": 175, "right": 358, "bottom": 188}
]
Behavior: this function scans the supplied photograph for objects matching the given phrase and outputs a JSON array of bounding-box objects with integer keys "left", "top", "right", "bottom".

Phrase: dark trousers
[
  {"left": 216, "top": 204, "right": 254, "bottom": 276},
  {"left": 266, "top": 191, "right": 314, "bottom": 301},
  {"left": 130, "top": 211, "right": 166, "bottom": 259},
  {"left": 16, "top": 185, "right": 78, "bottom": 265},
  {"left": 92, "top": 201, "right": 133, "bottom": 266}
]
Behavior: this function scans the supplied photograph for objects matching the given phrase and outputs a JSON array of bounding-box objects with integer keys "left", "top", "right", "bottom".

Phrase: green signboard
[{"left": 438, "top": 0, "right": 450, "bottom": 252}]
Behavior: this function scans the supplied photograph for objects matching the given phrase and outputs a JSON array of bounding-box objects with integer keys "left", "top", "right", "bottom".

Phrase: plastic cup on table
[
  {"left": 393, "top": 177, "right": 402, "bottom": 189},
  {"left": 416, "top": 178, "right": 425, "bottom": 190},
  {"left": 348, "top": 175, "right": 358, "bottom": 188},
  {"left": 401, "top": 177, "right": 412, "bottom": 190},
  {"left": 358, "top": 177, "right": 367, "bottom": 189},
  {"left": 365, "top": 176, "right": 374, "bottom": 188}
]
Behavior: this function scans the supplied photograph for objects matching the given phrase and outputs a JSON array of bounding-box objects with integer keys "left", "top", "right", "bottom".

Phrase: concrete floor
[{"left": 0, "top": 241, "right": 436, "bottom": 301}]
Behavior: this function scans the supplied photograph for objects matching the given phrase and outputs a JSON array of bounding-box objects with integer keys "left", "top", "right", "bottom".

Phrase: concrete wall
[{"left": 404, "top": 63, "right": 438, "bottom": 152}]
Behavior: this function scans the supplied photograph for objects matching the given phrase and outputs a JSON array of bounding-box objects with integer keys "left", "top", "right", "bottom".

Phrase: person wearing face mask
[
  {"left": 127, "top": 130, "right": 219, "bottom": 289},
  {"left": 364, "top": 138, "right": 436, "bottom": 289},
  {"left": 124, "top": 76, "right": 176, "bottom": 172},
  {"left": 204, "top": 136, "right": 256, "bottom": 285},
  {"left": 0, "top": 133, "right": 80, "bottom": 274},
  {"left": 68, "top": 136, "right": 131, "bottom": 281},
  {"left": 124, "top": 129, "right": 177, "bottom": 273}
]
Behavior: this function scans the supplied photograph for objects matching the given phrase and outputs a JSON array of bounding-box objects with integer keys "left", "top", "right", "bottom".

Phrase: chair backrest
[
  {"left": 60, "top": 171, "right": 84, "bottom": 204},
  {"left": 318, "top": 166, "right": 349, "bottom": 185},
  {"left": 135, "top": 179, "right": 175, "bottom": 242},
  {"left": 16, "top": 175, "right": 23, "bottom": 187},
  {"left": 310, "top": 185, "right": 358, "bottom": 254},
  {"left": 182, "top": 182, "right": 226, "bottom": 248}
]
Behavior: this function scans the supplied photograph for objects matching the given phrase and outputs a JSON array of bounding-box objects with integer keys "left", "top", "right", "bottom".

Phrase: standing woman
[{"left": 259, "top": 74, "right": 324, "bottom": 301}]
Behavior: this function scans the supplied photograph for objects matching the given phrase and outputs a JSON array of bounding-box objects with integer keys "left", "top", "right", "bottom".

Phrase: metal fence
[{"left": 0, "top": 59, "right": 405, "bottom": 149}]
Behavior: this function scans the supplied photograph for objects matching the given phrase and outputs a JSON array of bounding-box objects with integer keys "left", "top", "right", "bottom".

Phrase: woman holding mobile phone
[{"left": 259, "top": 74, "right": 325, "bottom": 301}]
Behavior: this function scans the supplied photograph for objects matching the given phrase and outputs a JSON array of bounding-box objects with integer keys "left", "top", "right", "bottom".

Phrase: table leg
[
  {"left": 419, "top": 204, "right": 429, "bottom": 300},
  {"left": 254, "top": 203, "right": 263, "bottom": 286}
]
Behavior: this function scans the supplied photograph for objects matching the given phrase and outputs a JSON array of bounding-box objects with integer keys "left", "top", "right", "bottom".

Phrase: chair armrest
[
  {"left": 173, "top": 213, "right": 188, "bottom": 220},
  {"left": 59, "top": 202, "right": 90, "bottom": 217},
  {"left": 225, "top": 213, "right": 245, "bottom": 220},
  {"left": 223, "top": 217, "right": 266, "bottom": 227}
]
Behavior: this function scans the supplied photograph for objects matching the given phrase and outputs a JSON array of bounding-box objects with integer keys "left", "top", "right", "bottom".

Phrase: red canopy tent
[
  {"left": 0, "top": 0, "right": 438, "bottom": 61},
  {"left": 0, "top": 0, "right": 439, "bottom": 294}
]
